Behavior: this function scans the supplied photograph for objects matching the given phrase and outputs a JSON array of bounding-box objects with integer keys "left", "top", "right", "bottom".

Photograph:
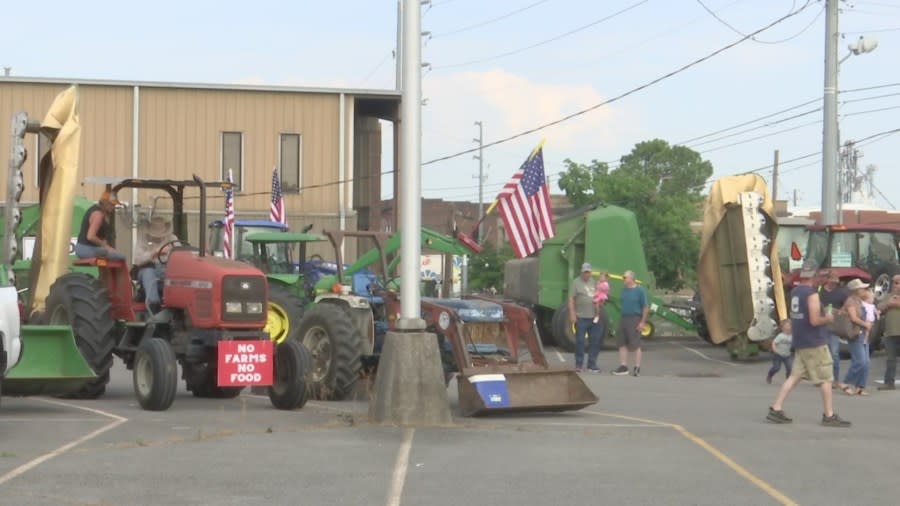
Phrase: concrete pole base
[{"left": 368, "top": 331, "right": 453, "bottom": 426}]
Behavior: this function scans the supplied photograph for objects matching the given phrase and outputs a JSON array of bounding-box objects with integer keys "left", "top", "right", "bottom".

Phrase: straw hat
[
  {"left": 145, "top": 216, "right": 172, "bottom": 239},
  {"left": 846, "top": 278, "right": 869, "bottom": 291}
]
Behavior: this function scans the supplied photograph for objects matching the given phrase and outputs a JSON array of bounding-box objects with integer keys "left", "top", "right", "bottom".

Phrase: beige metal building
[{"left": 0, "top": 76, "right": 401, "bottom": 260}]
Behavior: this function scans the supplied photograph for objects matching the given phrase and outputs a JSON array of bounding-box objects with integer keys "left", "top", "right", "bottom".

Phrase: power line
[
  {"left": 688, "top": 107, "right": 821, "bottom": 147},
  {"left": 431, "top": 0, "right": 651, "bottom": 70},
  {"left": 698, "top": 120, "right": 821, "bottom": 154},
  {"left": 432, "top": 0, "right": 553, "bottom": 38},
  {"left": 423, "top": 0, "right": 813, "bottom": 166},
  {"left": 696, "top": 0, "right": 823, "bottom": 44},
  {"left": 842, "top": 81, "right": 900, "bottom": 93},
  {"left": 675, "top": 99, "right": 820, "bottom": 145},
  {"left": 843, "top": 104, "right": 900, "bottom": 117},
  {"left": 842, "top": 90, "right": 900, "bottom": 104}
]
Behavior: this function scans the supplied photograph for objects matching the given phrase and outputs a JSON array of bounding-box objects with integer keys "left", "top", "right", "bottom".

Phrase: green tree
[
  {"left": 557, "top": 139, "right": 713, "bottom": 289},
  {"left": 468, "top": 245, "right": 514, "bottom": 292}
]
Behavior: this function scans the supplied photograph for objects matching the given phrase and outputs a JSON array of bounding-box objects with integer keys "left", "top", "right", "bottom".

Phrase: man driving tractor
[{"left": 133, "top": 215, "right": 179, "bottom": 314}]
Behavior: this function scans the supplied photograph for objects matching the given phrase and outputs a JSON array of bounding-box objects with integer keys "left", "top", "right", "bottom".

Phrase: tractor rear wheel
[
  {"left": 133, "top": 337, "right": 178, "bottom": 411},
  {"left": 551, "top": 304, "right": 576, "bottom": 353},
  {"left": 295, "top": 303, "right": 362, "bottom": 400},
  {"left": 184, "top": 362, "right": 243, "bottom": 399},
  {"left": 44, "top": 272, "right": 115, "bottom": 399},
  {"left": 266, "top": 284, "right": 305, "bottom": 344},
  {"left": 268, "top": 338, "right": 310, "bottom": 410}
]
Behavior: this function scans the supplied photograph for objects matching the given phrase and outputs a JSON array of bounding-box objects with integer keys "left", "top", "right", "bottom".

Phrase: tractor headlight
[
  {"left": 225, "top": 301, "right": 243, "bottom": 313},
  {"left": 246, "top": 302, "right": 264, "bottom": 314}
]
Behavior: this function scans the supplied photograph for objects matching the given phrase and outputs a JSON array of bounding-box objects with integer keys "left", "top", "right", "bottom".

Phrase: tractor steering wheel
[{"left": 157, "top": 239, "right": 186, "bottom": 265}]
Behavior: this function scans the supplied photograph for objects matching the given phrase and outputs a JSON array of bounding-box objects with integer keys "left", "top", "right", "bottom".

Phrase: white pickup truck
[{"left": 0, "top": 285, "right": 22, "bottom": 400}]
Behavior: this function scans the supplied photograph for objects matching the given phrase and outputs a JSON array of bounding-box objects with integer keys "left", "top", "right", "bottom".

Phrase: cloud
[{"left": 423, "top": 69, "right": 633, "bottom": 155}]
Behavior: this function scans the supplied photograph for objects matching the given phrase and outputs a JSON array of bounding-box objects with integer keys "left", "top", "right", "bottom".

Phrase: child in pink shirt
[{"left": 593, "top": 271, "right": 610, "bottom": 324}]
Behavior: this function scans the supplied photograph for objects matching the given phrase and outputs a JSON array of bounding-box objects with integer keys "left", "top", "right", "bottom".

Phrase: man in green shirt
[
  {"left": 877, "top": 274, "right": 900, "bottom": 390},
  {"left": 613, "top": 270, "right": 649, "bottom": 376},
  {"left": 568, "top": 263, "right": 603, "bottom": 372}
]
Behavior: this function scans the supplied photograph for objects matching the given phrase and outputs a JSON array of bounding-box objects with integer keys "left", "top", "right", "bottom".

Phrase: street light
[
  {"left": 821, "top": 0, "right": 879, "bottom": 225},
  {"left": 833, "top": 35, "right": 879, "bottom": 223}
]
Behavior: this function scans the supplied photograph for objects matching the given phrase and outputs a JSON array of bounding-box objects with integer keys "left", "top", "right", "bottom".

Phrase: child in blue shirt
[{"left": 767, "top": 319, "right": 793, "bottom": 384}]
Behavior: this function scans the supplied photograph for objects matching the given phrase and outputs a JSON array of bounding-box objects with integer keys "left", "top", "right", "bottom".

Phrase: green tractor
[
  {"left": 245, "top": 231, "right": 368, "bottom": 402},
  {"left": 2, "top": 87, "right": 111, "bottom": 402}
]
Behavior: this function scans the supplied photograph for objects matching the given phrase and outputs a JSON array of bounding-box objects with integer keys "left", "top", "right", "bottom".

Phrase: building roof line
[{"left": 0, "top": 75, "right": 402, "bottom": 98}]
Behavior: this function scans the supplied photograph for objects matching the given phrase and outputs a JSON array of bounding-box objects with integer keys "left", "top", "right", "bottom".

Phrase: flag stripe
[
  {"left": 270, "top": 167, "right": 287, "bottom": 227},
  {"left": 495, "top": 148, "right": 555, "bottom": 258},
  {"left": 223, "top": 169, "right": 235, "bottom": 259}
]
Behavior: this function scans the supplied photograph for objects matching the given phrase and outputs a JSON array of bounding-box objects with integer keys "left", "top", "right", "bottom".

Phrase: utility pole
[
  {"left": 793, "top": 189, "right": 798, "bottom": 207},
  {"left": 772, "top": 149, "right": 780, "bottom": 202},
  {"left": 395, "top": 1, "right": 403, "bottom": 91},
  {"left": 821, "top": 0, "right": 840, "bottom": 225},
  {"left": 473, "top": 121, "right": 484, "bottom": 241},
  {"left": 370, "top": 0, "right": 451, "bottom": 426}
]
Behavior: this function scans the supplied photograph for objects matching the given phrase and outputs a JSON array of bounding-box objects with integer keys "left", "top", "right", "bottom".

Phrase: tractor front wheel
[
  {"left": 44, "top": 272, "right": 116, "bottom": 399},
  {"left": 268, "top": 339, "right": 311, "bottom": 410},
  {"left": 265, "top": 284, "right": 306, "bottom": 345},
  {"left": 295, "top": 304, "right": 362, "bottom": 400},
  {"left": 133, "top": 338, "right": 178, "bottom": 411}
]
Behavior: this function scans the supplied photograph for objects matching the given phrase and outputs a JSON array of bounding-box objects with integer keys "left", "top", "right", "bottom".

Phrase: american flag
[
  {"left": 270, "top": 167, "right": 286, "bottom": 227},
  {"left": 223, "top": 169, "right": 235, "bottom": 259},
  {"left": 497, "top": 147, "right": 555, "bottom": 258}
]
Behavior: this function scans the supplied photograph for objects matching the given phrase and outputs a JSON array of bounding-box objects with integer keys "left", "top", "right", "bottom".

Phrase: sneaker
[
  {"left": 587, "top": 368, "right": 601, "bottom": 374},
  {"left": 632, "top": 366, "right": 640, "bottom": 377},
  {"left": 575, "top": 367, "right": 584, "bottom": 373},
  {"left": 821, "top": 413, "right": 851, "bottom": 427},
  {"left": 766, "top": 407, "right": 792, "bottom": 424},
  {"left": 612, "top": 365, "right": 629, "bottom": 376},
  {"left": 877, "top": 384, "right": 896, "bottom": 391}
]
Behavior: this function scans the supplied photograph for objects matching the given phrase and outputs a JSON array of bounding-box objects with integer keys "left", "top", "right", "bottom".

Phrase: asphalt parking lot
[{"left": 2, "top": 335, "right": 899, "bottom": 506}]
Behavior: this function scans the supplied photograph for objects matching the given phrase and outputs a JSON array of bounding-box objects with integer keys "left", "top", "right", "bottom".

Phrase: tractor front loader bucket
[
  {"left": 4, "top": 325, "right": 96, "bottom": 396},
  {"left": 449, "top": 297, "right": 597, "bottom": 416},
  {"left": 457, "top": 367, "right": 597, "bottom": 417}
]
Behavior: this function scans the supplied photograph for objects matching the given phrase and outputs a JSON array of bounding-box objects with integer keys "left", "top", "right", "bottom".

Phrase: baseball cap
[{"left": 581, "top": 262, "right": 592, "bottom": 273}]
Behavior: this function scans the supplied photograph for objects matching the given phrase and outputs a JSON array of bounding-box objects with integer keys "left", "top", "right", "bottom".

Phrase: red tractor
[
  {"left": 786, "top": 223, "right": 900, "bottom": 300},
  {"left": 57, "top": 176, "right": 309, "bottom": 411}
]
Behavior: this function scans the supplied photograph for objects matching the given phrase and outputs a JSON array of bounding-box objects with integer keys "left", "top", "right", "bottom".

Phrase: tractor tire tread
[
  {"left": 45, "top": 272, "right": 116, "bottom": 399},
  {"left": 296, "top": 303, "right": 362, "bottom": 401}
]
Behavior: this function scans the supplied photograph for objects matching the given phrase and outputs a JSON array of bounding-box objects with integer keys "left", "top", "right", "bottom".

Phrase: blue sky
[{"left": 4, "top": 0, "right": 900, "bottom": 210}]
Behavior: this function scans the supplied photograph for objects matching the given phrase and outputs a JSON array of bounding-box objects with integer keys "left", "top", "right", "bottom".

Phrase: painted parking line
[
  {"left": 386, "top": 428, "right": 414, "bottom": 506},
  {"left": 670, "top": 342, "right": 738, "bottom": 367},
  {"left": 0, "top": 398, "right": 128, "bottom": 486},
  {"left": 584, "top": 410, "right": 797, "bottom": 506}
]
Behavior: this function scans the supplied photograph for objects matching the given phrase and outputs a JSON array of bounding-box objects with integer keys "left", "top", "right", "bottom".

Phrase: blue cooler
[{"left": 467, "top": 374, "right": 510, "bottom": 409}]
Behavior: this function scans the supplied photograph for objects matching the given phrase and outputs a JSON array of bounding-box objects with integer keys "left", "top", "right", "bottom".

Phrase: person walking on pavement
[
  {"left": 568, "top": 263, "right": 603, "bottom": 373},
  {"left": 877, "top": 274, "right": 900, "bottom": 391},
  {"left": 767, "top": 319, "right": 793, "bottom": 384},
  {"left": 819, "top": 271, "right": 850, "bottom": 390},
  {"left": 613, "top": 270, "right": 649, "bottom": 377},
  {"left": 766, "top": 268, "right": 851, "bottom": 427}
]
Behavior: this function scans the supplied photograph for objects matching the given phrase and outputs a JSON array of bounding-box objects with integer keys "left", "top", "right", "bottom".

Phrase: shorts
[
  {"left": 791, "top": 345, "right": 834, "bottom": 385},
  {"left": 616, "top": 315, "right": 643, "bottom": 350}
]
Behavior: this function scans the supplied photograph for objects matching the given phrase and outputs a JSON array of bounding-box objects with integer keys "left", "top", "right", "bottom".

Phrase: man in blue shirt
[
  {"left": 613, "top": 270, "right": 649, "bottom": 376},
  {"left": 767, "top": 268, "right": 851, "bottom": 427}
]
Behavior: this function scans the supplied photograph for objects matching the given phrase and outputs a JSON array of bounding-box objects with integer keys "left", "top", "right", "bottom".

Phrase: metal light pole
[
  {"left": 821, "top": 0, "right": 839, "bottom": 225},
  {"left": 473, "top": 121, "right": 484, "bottom": 240},
  {"left": 398, "top": 0, "right": 424, "bottom": 327}
]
